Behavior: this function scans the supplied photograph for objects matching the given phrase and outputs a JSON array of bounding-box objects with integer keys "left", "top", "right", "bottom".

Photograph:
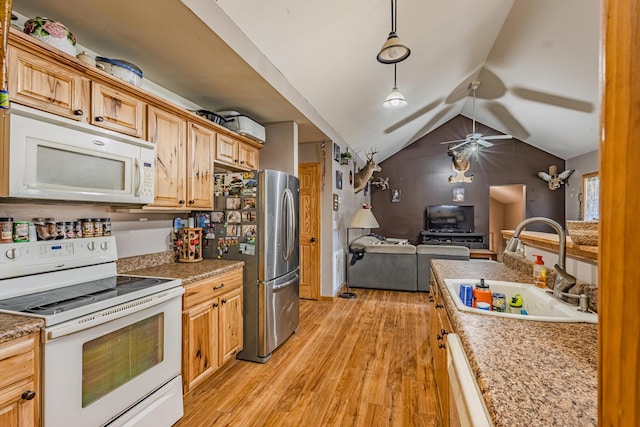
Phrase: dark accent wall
[{"left": 371, "top": 115, "right": 566, "bottom": 244}]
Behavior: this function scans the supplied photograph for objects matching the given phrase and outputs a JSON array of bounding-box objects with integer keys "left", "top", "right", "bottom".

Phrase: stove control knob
[
  {"left": 5, "top": 248, "right": 21, "bottom": 259},
  {"left": 87, "top": 241, "right": 96, "bottom": 251},
  {"left": 100, "top": 241, "right": 109, "bottom": 251}
]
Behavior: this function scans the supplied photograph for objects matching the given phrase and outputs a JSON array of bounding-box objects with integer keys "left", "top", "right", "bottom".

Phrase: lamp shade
[
  {"left": 383, "top": 86, "right": 408, "bottom": 109},
  {"left": 349, "top": 207, "right": 380, "bottom": 228},
  {"left": 376, "top": 32, "right": 411, "bottom": 64}
]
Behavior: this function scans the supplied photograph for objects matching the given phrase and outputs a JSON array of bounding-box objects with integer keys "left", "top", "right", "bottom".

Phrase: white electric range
[{"left": 0, "top": 237, "right": 184, "bottom": 427}]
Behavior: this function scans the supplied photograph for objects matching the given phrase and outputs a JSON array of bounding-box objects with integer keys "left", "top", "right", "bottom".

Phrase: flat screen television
[{"left": 426, "top": 205, "right": 475, "bottom": 232}]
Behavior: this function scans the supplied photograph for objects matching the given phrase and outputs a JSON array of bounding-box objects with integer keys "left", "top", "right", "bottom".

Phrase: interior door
[{"left": 298, "top": 163, "right": 320, "bottom": 300}]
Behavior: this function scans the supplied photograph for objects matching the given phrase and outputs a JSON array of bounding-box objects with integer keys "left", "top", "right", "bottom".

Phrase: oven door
[{"left": 42, "top": 287, "right": 184, "bottom": 427}]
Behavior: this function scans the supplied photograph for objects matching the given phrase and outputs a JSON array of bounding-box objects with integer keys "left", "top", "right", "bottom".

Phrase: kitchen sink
[{"left": 443, "top": 279, "right": 598, "bottom": 323}]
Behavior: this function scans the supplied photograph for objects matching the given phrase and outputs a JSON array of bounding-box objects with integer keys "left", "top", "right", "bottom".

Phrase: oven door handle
[{"left": 45, "top": 287, "right": 184, "bottom": 341}]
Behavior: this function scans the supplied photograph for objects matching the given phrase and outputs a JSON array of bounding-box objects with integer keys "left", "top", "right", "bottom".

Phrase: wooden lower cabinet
[
  {"left": 0, "top": 333, "right": 40, "bottom": 427},
  {"left": 430, "top": 283, "right": 453, "bottom": 427},
  {"left": 182, "top": 267, "right": 243, "bottom": 393}
]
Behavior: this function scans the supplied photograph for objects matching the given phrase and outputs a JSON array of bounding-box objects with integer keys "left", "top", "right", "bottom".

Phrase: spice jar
[
  {"left": 13, "top": 221, "right": 29, "bottom": 242},
  {"left": 55, "top": 222, "right": 66, "bottom": 239},
  {"left": 101, "top": 218, "right": 111, "bottom": 236},
  {"left": 45, "top": 218, "right": 57, "bottom": 239},
  {"left": 93, "top": 218, "right": 103, "bottom": 237},
  {"left": 32, "top": 218, "right": 49, "bottom": 241},
  {"left": 73, "top": 221, "right": 82, "bottom": 238},
  {"left": 0, "top": 217, "right": 13, "bottom": 243},
  {"left": 64, "top": 222, "right": 75, "bottom": 239},
  {"left": 80, "top": 219, "right": 94, "bottom": 238}
]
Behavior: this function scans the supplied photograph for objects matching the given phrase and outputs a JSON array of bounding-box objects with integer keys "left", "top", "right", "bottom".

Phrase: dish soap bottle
[
  {"left": 533, "top": 255, "right": 547, "bottom": 288},
  {"left": 473, "top": 279, "right": 492, "bottom": 310}
]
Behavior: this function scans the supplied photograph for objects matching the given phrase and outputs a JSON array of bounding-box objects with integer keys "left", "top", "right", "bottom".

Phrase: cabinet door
[
  {"left": 187, "top": 123, "right": 215, "bottom": 209},
  {"left": 147, "top": 106, "right": 187, "bottom": 208},
  {"left": 0, "top": 334, "right": 39, "bottom": 427},
  {"left": 219, "top": 286, "right": 243, "bottom": 365},
  {"left": 8, "top": 45, "right": 90, "bottom": 122},
  {"left": 215, "top": 134, "right": 238, "bottom": 166},
  {"left": 92, "top": 82, "right": 146, "bottom": 138},
  {"left": 238, "top": 143, "right": 259, "bottom": 170},
  {"left": 183, "top": 301, "right": 219, "bottom": 393}
]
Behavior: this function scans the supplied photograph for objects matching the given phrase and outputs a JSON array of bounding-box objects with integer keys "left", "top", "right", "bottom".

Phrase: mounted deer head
[
  {"left": 354, "top": 150, "right": 381, "bottom": 193},
  {"left": 448, "top": 147, "right": 473, "bottom": 183}
]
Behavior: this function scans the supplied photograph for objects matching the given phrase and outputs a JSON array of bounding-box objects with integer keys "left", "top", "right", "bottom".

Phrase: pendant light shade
[
  {"left": 383, "top": 64, "right": 407, "bottom": 109},
  {"left": 376, "top": 0, "right": 410, "bottom": 64}
]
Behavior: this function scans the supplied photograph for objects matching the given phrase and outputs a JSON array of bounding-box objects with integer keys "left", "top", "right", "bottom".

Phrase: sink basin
[{"left": 443, "top": 279, "right": 598, "bottom": 323}]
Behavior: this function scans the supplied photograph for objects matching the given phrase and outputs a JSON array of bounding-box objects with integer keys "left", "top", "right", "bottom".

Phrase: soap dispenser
[{"left": 533, "top": 255, "right": 547, "bottom": 288}]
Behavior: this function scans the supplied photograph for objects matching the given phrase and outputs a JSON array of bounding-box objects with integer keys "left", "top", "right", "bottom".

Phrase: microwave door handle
[{"left": 134, "top": 158, "right": 143, "bottom": 197}]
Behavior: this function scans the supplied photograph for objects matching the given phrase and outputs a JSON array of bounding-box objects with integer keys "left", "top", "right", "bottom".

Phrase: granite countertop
[
  {"left": 431, "top": 259, "right": 597, "bottom": 427},
  {"left": 0, "top": 313, "right": 44, "bottom": 345},
  {"left": 122, "top": 259, "right": 244, "bottom": 286},
  {"left": 501, "top": 230, "right": 598, "bottom": 263}
]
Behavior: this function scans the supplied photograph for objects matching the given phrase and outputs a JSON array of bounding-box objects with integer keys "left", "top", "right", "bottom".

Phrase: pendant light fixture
[
  {"left": 383, "top": 64, "right": 407, "bottom": 109},
  {"left": 376, "top": 0, "right": 411, "bottom": 64}
]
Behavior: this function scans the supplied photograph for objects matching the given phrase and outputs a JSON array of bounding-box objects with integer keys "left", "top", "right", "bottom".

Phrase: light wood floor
[{"left": 177, "top": 289, "right": 440, "bottom": 426}]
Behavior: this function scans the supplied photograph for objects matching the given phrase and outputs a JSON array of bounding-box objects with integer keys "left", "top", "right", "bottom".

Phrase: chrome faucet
[{"left": 505, "top": 217, "right": 577, "bottom": 298}]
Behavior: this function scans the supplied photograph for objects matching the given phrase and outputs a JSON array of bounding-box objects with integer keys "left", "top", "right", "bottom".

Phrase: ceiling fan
[{"left": 440, "top": 81, "right": 512, "bottom": 151}]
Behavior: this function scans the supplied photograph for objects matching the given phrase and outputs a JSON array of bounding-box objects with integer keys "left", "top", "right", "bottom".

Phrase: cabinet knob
[
  {"left": 437, "top": 334, "right": 443, "bottom": 341},
  {"left": 73, "top": 109, "right": 84, "bottom": 116},
  {"left": 212, "top": 302, "right": 219, "bottom": 308},
  {"left": 441, "top": 329, "right": 449, "bottom": 336},
  {"left": 438, "top": 343, "right": 446, "bottom": 349},
  {"left": 179, "top": 200, "right": 185, "bottom": 205},
  {"left": 234, "top": 159, "right": 238, "bottom": 163},
  {"left": 221, "top": 299, "right": 228, "bottom": 304},
  {"left": 21, "top": 390, "right": 36, "bottom": 401},
  {"left": 435, "top": 303, "right": 444, "bottom": 309},
  {"left": 310, "top": 237, "right": 317, "bottom": 242},
  {"left": 213, "top": 283, "right": 225, "bottom": 290},
  {"left": 95, "top": 116, "right": 104, "bottom": 122},
  {"left": 240, "top": 160, "right": 245, "bottom": 165},
  {"left": 188, "top": 200, "right": 195, "bottom": 205}
]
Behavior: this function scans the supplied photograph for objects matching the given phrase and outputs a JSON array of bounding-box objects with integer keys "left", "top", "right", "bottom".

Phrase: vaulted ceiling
[{"left": 12, "top": 0, "right": 601, "bottom": 162}]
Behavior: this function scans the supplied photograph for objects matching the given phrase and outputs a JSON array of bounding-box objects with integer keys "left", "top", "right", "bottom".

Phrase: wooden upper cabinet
[
  {"left": 238, "top": 143, "right": 259, "bottom": 170},
  {"left": 92, "top": 82, "right": 146, "bottom": 138},
  {"left": 216, "top": 133, "right": 260, "bottom": 171},
  {"left": 216, "top": 134, "right": 238, "bottom": 166},
  {"left": 7, "top": 44, "right": 90, "bottom": 121},
  {"left": 187, "top": 123, "right": 216, "bottom": 209},
  {"left": 147, "top": 106, "right": 187, "bottom": 208}
]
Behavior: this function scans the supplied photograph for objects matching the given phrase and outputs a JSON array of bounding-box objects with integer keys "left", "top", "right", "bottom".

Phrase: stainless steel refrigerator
[{"left": 204, "top": 169, "right": 299, "bottom": 363}]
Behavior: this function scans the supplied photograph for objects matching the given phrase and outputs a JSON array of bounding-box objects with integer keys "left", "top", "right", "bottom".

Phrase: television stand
[{"left": 420, "top": 231, "right": 487, "bottom": 249}]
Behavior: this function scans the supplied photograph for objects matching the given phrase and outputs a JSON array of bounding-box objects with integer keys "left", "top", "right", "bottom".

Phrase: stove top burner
[{"left": 0, "top": 275, "right": 174, "bottom": 317}]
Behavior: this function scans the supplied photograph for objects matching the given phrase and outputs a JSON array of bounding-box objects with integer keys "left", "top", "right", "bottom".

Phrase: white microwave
[{"left": 4, "top": 104, "right": 155, "bottom": 205}]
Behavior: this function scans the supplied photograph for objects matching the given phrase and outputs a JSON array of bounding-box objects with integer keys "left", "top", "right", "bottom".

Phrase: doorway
[{"left": 489, "top": 184, "right": 526, "bottom": 260}]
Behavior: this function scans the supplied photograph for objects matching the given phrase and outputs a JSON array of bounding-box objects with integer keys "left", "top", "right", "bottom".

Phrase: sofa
[{"left": 347, "top": 235, "right": 470, "bottom": 292}]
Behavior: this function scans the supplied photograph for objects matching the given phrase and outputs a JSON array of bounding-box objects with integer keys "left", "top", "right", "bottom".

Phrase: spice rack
[{"left": 176, "top": 227, "right": 203, "bottom": 262}]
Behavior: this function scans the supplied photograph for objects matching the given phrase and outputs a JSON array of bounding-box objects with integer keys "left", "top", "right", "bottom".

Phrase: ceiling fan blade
[
  {"left": 449, "top": 141, "right": 470, "bottom": 150},
  {"left": 480, "top": 134, "right": 513, "bottom": 140},
  {"left": 440, "top": 138, "right": 468, "bottom": 145},
  {"left": 476, "top": 139, "right": 494, "bottom": 148}
]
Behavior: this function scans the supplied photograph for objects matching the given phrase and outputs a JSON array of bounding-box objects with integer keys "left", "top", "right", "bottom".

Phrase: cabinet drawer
[
  {"left": 0, "top": 335, "right": 37, "bottom": 390},
  {"left": 183, "top": 267, "right": 243, "bottom": 309}
]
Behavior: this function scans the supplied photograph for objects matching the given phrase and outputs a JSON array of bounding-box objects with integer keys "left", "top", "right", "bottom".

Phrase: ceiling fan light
[
  {"left": 376, "top": 32, "right": 411, "bottom": 64},
  {"left": 383, "top": 86, "right": 407, "bottom": 109}
]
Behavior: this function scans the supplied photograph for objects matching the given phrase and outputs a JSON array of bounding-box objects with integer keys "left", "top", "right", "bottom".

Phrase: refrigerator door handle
[
  {"left": 271, "top": 273, "right": 299, "bottom": 291},
  {"left": 282, "top": 188, "right": 296, "bottom": 261}
]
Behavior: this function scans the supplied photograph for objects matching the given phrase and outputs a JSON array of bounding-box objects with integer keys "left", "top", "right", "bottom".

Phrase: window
[{"left": 582, "top": 172, "right": 599, "bottom": 221}]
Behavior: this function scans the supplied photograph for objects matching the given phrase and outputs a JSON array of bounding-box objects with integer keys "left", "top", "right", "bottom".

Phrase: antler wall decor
[
  {"left": 370, "top": 175, "right": 390, "bottom": 190},
  {"left": 354, "top": 149, "right": 381, "bottom": 193},
  {"left": 448, "top": 147, "right": 473, "bottom": 183},
  {"left": 537, "top": 165, "right": 575, "bottom": 190}
]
